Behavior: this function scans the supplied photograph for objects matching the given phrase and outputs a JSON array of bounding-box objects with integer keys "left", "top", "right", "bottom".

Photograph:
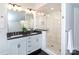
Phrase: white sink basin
[
  {"left": 30, "top": 33, "right": 37, "bottom": 35},
  {"left": 10, "top": 35, "right": 23, "bottom": 38}
]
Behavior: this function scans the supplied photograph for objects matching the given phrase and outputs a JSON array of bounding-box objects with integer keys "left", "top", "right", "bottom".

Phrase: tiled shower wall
[
  {"left": 46, "top": 11, "right": 61, "bottom": 54},
  {"left": 35, "top": 10, "right": 61, "bottom": 54}
]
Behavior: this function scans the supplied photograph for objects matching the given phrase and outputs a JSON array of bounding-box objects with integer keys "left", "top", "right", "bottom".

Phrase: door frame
[{"left": 61, "top": 3, "right": 67, "bottom": 55}]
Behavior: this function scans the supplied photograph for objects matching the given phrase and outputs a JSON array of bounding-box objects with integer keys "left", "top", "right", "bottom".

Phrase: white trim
[
  {"left": 41, "top": 31, "right": 47, "bottom": 49},
  {"left": 41, "top": 31, "right": 56, "bottom": 55},
  {"left": 61, "top": 3, "right": 66, "bottom": 55}
]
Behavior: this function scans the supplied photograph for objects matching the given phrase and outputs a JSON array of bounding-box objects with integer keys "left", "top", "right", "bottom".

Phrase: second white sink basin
[{"left": 30, "top": 33, "right": 37, "bottom": 35}]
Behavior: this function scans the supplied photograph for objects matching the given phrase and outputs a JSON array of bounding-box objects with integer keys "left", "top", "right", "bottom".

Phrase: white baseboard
[{"left": 41, "top": 48, "right": 56, "bottom": 55}]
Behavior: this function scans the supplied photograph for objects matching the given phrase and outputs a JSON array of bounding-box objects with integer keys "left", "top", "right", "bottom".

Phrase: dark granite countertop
[{"left": 7, "top": 30, "right": 42, "bottom": 40}]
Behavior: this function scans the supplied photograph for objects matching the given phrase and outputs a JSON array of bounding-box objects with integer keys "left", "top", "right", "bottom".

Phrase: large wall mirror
[{"left": 8, "top": 10, "right": 33, "bottom": 32}]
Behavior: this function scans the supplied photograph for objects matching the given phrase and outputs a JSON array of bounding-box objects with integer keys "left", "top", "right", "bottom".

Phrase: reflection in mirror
[
  {"left": 8, "top": 10, "right": 25, "bottom": 22},
  {"left": 8, "top": 10, "right": 25, "bottom": 32},
  {"left": 8, "top": 10, "right": 33, "bottom": 32},
  {"left": 24, "top": 14, "right": 33, "bottom": 30}
]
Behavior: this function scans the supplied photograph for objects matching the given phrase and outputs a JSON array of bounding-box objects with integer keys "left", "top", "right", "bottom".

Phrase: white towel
[{"left": 67, "top": 29, "right": 73, "bottom": 53}]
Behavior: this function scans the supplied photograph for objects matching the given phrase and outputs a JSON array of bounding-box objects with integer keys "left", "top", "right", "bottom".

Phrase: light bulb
[
  {"left": 8, "top": 4, "right": 13, "bottom": 10},
  {"left": 14, "top": 5, "right": 18, "bottom": 11},
  {"left": 25, "top": 9, "right": 29, "bottom": 13},
  {"left": 18, "top": 6, "right": 22, "bottom": 11},
  {"left": 13, "top": 6, "right": 17, "bottom": 11},
  {"left": 28, "top": 9, "right": 31, "bottom": 14},
  {"left": 25, "top": 9, "right": 32, "bottom": 14}
]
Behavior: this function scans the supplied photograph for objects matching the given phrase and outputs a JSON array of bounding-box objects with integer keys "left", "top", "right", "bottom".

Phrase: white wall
[
  {"left": 46, "top": 10, "right": 61, "bottom": 54},
  {"left": 0, "top": 3, "right": 8, "bottom": 54},
  {"left": 35, "top": 15, "right": 47, "bottom": 29}
]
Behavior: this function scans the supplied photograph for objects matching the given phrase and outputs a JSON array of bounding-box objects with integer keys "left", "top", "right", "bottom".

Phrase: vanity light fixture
[
  {"left": 25, "top": 9, "right": 29, "bottom": 14},
  {"left": 8, "top": 3, "right": 23, "bottom": 11},
  {"left": 8, "top": 3, "right": 45, "bottom": 15},
  {"left": 14, "top": 5, "right": 18, "bottom": 10},
  {"left": 8, "top": 3, "right": 13, "bottom": 10},
  {"left": 25, "top": 9, "right": 32, "bottom": 14},
  {"left": 25, "top": 8, "right": 36, "bottom": 14},
  {"left": 13, "top": 5, "right": 17, "bottom": 11},
  {"left": 18, "top": 6, "right": 23, "bottom": 11}
]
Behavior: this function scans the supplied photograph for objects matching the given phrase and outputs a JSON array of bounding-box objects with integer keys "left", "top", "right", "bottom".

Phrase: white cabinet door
[
  {"left": 8, "top": 37, "right": 27, "bottom": 55},
  {"left": 8, "top": 39, "right": 18, "bottom": 55},
  {"left": 18, "top": 38, "right": 27, "bottom": 55},
  {"left": 27, "top": 34, "right": 42, "bottom": 54},
  {"left": 35, "top": 35, "right": 42, "bottom": 49},
  {"left": 32, "top": 34, "right": 42, "bottom": 51}
]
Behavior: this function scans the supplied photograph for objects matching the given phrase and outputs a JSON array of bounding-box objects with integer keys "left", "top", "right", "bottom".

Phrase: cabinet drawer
[
  {"left": 26, "top": 35, "right": 42, "bottom": 54},
  {"left": 27, "top": 40, "right": 32, "bottom": 43},
  {"left": 8, "top": 39, "right": 18, "bottom": 55},
  {"left": 27, "top": 45, "right": 33, "bottom": 54},
  {"left": 27, "top": 44, "right": 32, "bottom": 50},
  {"left": 18, "top": 38, "right": 27, "bottom": 55}
]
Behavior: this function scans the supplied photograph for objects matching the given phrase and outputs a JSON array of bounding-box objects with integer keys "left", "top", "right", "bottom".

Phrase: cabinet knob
[
  {"left": 17, "top": 44, "right": 21, "bottom": 48},
  {"left": 36, "top": 39, "right": 39, "bottom": 42},
  {"left": 28, "top": 41, "right": 31, "bottom": 43}
]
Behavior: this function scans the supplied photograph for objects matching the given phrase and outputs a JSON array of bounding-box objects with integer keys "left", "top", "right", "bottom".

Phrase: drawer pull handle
[
  {"left": 28, "top": 51, "right": 31, "bottom": 52},
  {"left": 28, "top": 45, "right": 31, "bottom": 47}
]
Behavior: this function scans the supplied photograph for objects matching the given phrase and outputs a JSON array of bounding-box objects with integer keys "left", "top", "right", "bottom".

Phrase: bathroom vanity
[{"left": 7, "top": 31, "right": 42, "bottom": 55}]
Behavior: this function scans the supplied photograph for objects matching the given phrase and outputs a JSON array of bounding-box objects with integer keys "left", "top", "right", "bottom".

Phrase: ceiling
[
  {"left": 38, "top": 3, "right": 61, "bottom": 13},
  {"left": 17, "top": 3, "right": 61, "bottom": 14},
  {"left": 18, "top": 3, "right": 46, "bottom": 10}
]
